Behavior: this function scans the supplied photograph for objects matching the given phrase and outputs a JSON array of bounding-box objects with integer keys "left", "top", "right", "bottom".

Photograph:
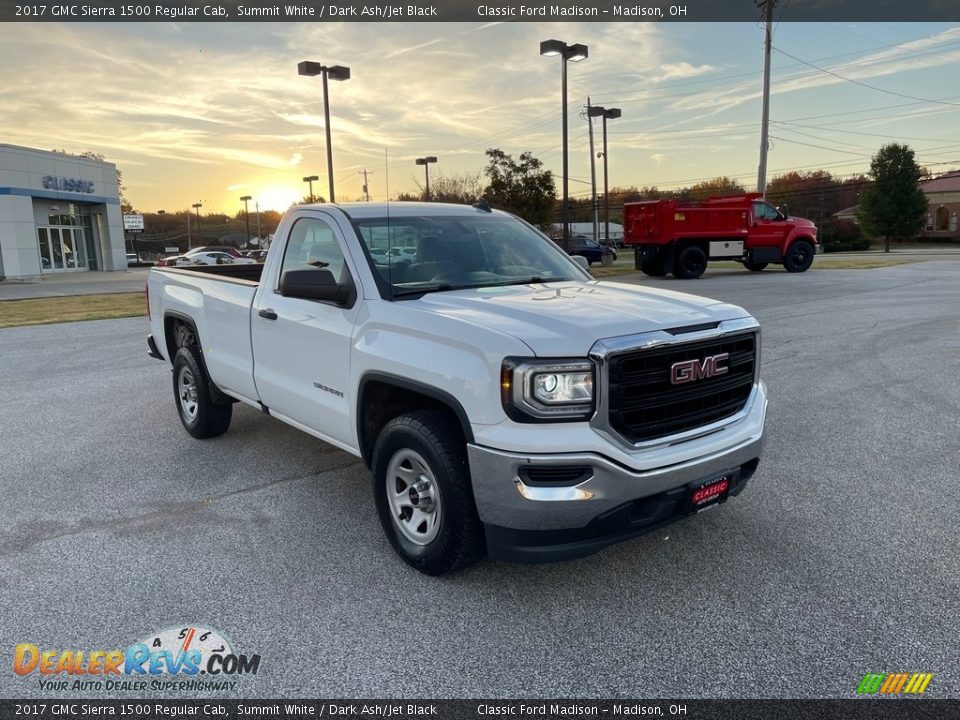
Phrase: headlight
[{"left": 501, "top": 358, "right": 595, "bottom": 422}]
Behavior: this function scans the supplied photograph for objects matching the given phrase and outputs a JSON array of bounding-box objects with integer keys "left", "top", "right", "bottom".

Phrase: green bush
[{"left": 819, "top": 219, "right": 871, "bottom": 253}]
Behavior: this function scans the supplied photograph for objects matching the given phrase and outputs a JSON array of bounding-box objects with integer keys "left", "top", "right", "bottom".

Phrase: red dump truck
[{"left": 623, "top": 193, "right": 820, "bottom": 279}]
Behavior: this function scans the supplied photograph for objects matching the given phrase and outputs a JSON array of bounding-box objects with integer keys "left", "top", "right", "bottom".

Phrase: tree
[
  {"left": 859, "top": 144, "right": 928, "bottom": 252},
  {"left": 684, "top": 176, "right": 745, "bottom": 201},
  {"left": 482, "top": 148, "right": 556, "bottom": 230},
  {"left": 402, "top": 171, "right": 484, "bottom": 204},
  {"left": 765, "top": 170, "right": 872, "bottom": 221}
]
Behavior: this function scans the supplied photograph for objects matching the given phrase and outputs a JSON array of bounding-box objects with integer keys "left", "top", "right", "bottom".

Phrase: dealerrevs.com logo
[{"left": 13, "top": 626, "right": 261, "bottom": 692}]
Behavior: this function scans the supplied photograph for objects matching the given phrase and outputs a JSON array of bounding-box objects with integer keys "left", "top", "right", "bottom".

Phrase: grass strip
[{"left": 0, "top": 293, "right": 146, "bottom": 329}]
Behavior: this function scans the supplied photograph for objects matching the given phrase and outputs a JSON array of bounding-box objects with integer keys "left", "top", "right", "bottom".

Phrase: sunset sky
[{"left": 3, "top": 20, "right": 959, "bottom": 213}]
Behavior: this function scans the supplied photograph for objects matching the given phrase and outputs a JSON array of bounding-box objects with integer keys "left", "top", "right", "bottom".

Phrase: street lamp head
[
  {"left": 192, "top": 203, "right": 202, "bottom": 209},
  {"left": 302, "top": 175, "right": 319, "bottom": 182},
  {"left": 416, "top": 156, "right": 438, "bottom": 165},
  {"left": 565, "top": 44, "right": 589, "bottom": 62},
  {"left": 240, "top": 195, "right": 252, "bottom": 202},
  {"left": 297, "top": 60, "right": 323, "bottom": 76},
  {"left": 326, "top": 65, "right": 351, "bottom": 81},
  {"left": 539, "top": 39, "right": 565, "bottom": 57},
  {"left": 587, "top": 105, "right": 605, "bottom": 117},
  {"left": 605, "top": 108, "right": 622, "bottom": 119}
]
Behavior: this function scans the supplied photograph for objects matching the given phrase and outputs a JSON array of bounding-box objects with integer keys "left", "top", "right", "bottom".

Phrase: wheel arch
[
  {"left": 357, "top": 373, "right": 475, "bottom": 469},
  {"left": 782, "top": 234, "right": 816, "bottom": 255},
  {"left": 163, "top": 311, "right": 235, "bottom": 406}
]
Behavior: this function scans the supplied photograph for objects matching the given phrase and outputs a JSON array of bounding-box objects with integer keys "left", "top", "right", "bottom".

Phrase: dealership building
[{"left": 0, "top": 144, "right": 127, "bottom": 279}]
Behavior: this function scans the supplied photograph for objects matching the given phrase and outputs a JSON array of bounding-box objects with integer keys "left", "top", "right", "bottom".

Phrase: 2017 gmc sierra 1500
[{"left": 147, "top": 202, "right": 767, "bottom": 575}]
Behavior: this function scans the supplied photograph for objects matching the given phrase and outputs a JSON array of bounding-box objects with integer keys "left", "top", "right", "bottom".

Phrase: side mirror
[
  {"left": 280, "top": 268, "right": 352, "bottom": 304},
  {"left": 571, "top": 255, "right": 590, "bottom": 272}
]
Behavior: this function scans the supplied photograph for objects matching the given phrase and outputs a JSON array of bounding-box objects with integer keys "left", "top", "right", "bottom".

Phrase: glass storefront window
[{"left": 37, "top": 228, "right": 51, "bottom": 271}]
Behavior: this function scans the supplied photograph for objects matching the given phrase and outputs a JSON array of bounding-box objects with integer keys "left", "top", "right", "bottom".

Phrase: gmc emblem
[{"left": 670, "top": 353, "right": 729, "bottom": 385}]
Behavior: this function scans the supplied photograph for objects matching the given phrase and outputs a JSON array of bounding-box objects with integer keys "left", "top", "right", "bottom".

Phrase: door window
[
  {"left": 753, "top": 202, "right": 781, "bottom": 221},
  {"left": 279, "top": 217, "right": 349, "bottom": 287}
]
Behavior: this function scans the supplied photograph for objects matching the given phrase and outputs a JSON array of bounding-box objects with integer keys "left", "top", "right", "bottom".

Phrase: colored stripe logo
[{"left": 857, "top": 673, "right": 933, "bottom": 694}]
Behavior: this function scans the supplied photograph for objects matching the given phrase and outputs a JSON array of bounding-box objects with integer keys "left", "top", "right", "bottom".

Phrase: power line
[{"left": 772, "top": 46, "right": 960, "bottom": 108}]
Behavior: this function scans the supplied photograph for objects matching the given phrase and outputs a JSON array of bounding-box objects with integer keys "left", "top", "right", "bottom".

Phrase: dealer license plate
[{"left": 688, "top": 474, "right": 731, "bottom": 513}]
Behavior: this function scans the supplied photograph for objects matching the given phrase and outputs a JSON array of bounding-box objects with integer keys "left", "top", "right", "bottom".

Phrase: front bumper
[{"left": 466, "top": 384, "right": 767, "bottom": 563}]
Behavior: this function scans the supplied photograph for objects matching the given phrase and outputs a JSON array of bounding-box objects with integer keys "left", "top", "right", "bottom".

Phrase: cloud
[
  {"left": 671, "top": 27, "right": 960, "bottom": 116},
  {"left": 657, "top": 62, "right": 717, "bottom": 82}
]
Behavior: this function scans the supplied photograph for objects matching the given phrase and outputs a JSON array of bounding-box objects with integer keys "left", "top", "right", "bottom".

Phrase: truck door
[
  {"left": 251, "top": 212, "right": 360, "bottom": 450},
  {"left": 749, "top": 200, "right": 791, "bottom": 253}
]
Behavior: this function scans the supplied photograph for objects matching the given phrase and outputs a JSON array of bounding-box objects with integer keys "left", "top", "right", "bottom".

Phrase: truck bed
[{"left": 163, "top": 263, "right": 264, "bottom": 283}]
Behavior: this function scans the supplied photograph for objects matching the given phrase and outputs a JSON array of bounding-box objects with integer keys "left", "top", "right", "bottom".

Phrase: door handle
[{"left": 258, "top": 308, "right": 278, "bottom": 321}]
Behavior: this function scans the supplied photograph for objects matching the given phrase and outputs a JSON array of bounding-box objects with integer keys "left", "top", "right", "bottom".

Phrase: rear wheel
[
  {"left": 783, "top": 240, "right": 815, "bottom": 273},
  {"left": 372, "top": 410, "right": 484, "bottom": 575},
  {"left": 673, "top": 245, "right": 708, "bottom": 279},
  {"left": 743, "top": 260, "right": 768, "bottom": 272},
  {"left": 172, "top": 346, "right": 232, "bottom": 439},
  {"left": 640, "top": 251, "right": 667, "bottom": 277}
]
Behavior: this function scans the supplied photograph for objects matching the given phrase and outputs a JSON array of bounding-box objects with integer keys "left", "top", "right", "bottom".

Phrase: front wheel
[
  {"left": 371, "top": 410, "right": 485, "bottom": 575},
  {"left": 172, "top": 346, "right": 232, "bottom": 439},
  {"left": 673, "top": 245, "right": 708, "bottom": 279},
  {"left": 782, "top": 240, "right": 815, "bottom": 273}
]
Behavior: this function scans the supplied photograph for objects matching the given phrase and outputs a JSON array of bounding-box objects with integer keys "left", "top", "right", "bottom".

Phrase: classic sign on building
[{"left": 0, "top": 144, "right": 126, "bottom": 279}]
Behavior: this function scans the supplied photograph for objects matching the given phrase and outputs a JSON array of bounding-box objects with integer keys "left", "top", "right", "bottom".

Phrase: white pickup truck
[{"left": 147, "top": 202, "right": 767, "bottom": 575}]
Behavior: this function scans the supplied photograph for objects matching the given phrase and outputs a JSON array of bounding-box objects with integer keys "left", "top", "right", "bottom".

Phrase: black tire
[
  {"left": 641, "top": 253, "right": 667, "bottom": 277},
  {"left": 743, "top": 260, "right": 768, "bottom": 272},
  {"left": 371, "top": 410, "right": 484, "bottom": 575},
  {"left": 172, "top": 346, "right": 232, "bottom": 439},
  {"left": 782, "top": 240, "right": 815, "bottom": 273},
  {"left": 673, "top": 245, "right": 708, "bottom": 279}
]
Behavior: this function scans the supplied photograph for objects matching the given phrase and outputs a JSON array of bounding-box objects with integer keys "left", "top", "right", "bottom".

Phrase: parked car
[
  {"left": 126, "top": 253, "right": 139, "bottom": 267},
  {"left": 568, "top": 235, "right": 617, "bottom": 266},
  {"left": 175, "top": 251, "right": 255, "bottom": 266},
  {"left": 185, "top": 245, "right": 243, "bottom": 258},
  {"left": 244, "top": 250, "right": 269, "bottom": 261}
]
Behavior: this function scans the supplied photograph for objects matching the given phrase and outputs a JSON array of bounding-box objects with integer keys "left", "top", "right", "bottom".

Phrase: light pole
[
  {"left": 588, "top": 105, "right": 621, "bottom": 246},
  {"left": 415, "top": 156, "right": 438, "bottom": 200},
  {"left": 240, "top": 195, "right": 252, "bottom": 248},
  {"left": 297, "top": 61, "right": 351, "bottom": 203},
  {"left": 302, "top": 175, "right": 319, "bottom": 203},
  {"left": 540, "top": 39, "right": 588, "bottom": 249},
  {"left": 191, "top": 203, "right": 202, "bottom": 249}
]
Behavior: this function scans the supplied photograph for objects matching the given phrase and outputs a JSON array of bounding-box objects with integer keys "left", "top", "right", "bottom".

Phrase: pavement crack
[{"left": 0, "top": 459, "right": 365, "bottom": 557}]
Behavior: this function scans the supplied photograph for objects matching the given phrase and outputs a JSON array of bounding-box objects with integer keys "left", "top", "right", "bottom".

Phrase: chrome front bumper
[{"left": 467, "top": 387, "right": 767, "bottom": 532}]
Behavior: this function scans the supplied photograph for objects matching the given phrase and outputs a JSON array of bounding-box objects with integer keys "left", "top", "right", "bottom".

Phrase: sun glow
[{"left": 255, "top": 186, "right": 304, "bottom": 213}]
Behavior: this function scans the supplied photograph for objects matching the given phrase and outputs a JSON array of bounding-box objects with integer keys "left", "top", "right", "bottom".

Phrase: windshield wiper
[
  {"left": 391, "top": 284, "right": 453, "bottom": 298},
  {"left": 487, "top": 277, "right": 548, "bottom": 287}
]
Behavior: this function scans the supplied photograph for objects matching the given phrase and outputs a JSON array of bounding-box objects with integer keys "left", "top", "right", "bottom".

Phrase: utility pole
[
  {"left": 757, "top": 0, "right": 776, "bottom": 196},
  {"left": 255, "top": 202, "right": 262, "bottom": 243},
  {"left": 359, "top": 169, "right": 374, "bottom": 201},
  {"left": 586, "top": 98, "right": 599, "bottom": 243}
]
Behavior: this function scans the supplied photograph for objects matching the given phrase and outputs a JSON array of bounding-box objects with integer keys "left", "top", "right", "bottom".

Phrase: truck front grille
[{"left": 606, "top": 332, "right": 756, "bottom": 443}]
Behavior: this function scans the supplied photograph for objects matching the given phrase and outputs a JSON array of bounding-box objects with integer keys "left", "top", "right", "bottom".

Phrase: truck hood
[{"left": 412, "top": 280, "right": 750, "bottom": 356}]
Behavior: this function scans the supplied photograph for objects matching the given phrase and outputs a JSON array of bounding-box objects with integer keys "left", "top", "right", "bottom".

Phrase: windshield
[{"left": 352, "top": 213, "right": 589, "bottom": 299}]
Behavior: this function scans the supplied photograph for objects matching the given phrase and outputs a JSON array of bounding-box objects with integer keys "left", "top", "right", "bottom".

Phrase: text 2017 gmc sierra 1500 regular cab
[{"left": 147, "top": 202, "right": 767, "bottom": 575}]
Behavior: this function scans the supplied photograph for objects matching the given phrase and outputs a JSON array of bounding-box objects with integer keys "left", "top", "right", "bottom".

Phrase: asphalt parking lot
[{"left": 1, "top": 261, "right": 958, "bottom": 699}]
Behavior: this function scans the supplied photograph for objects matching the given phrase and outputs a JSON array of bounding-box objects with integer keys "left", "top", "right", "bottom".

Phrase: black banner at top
[{"left": 3, "top": 0, "right": 960, "bottom": 23}]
